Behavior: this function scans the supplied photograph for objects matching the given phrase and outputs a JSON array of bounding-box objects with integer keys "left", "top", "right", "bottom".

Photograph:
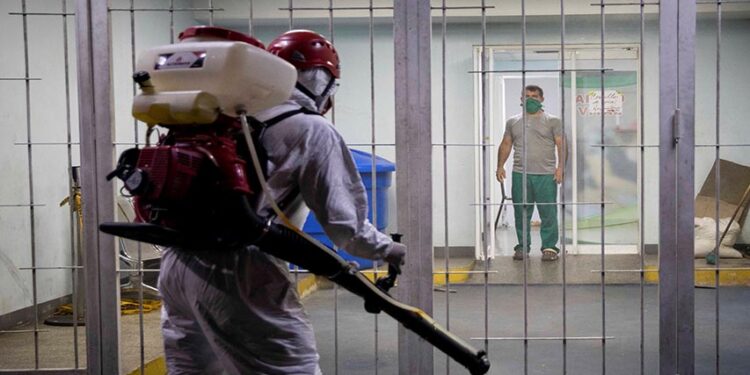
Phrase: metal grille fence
[{"left": 1, "top": 0, "right": 749, "bottom": 374}]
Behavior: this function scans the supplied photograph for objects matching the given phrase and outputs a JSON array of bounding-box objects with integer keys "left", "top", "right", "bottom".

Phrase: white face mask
[{"left": 296, "top": 68, "right": 339, "bottom": 113}]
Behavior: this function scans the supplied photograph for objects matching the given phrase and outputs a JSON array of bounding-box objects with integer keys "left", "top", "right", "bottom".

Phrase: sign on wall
[{"left": 577, "top": 89, "right": 625, "bottom": 117}]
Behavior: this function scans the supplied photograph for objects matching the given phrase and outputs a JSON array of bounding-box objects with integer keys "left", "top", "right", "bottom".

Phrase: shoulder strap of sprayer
[{"left": 246, "top": 106, "right": 322, "bottom": 216}]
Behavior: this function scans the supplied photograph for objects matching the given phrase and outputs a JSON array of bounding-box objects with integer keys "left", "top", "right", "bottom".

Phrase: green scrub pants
[{"left": 511, "top": 172, "right": 559, "bottom": 252}]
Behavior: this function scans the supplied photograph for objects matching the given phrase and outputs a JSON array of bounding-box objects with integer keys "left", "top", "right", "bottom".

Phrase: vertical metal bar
[
  {"left": 20, "top": 0, "right": 40, "bottom": 367},
  {"left": 599, "top": 1, "right": 607, "bottom": 374},
  {"left": 127, "top": 3, "right": 146, "bottom": 373},
  {"left": 481, "top": 0, "right": 491, "bottom": 363},
  {"left": 326, "top": 4, "right": 339, "bottom": 374},
  {"left": 571, "top": 54, "right": 579, "bottom": 254},
  {"left": 283, "top": 0, "right": 301, "bottom": 329},
  {"left": 248, "top": 0, "right": 254, "bottom": 36},
  {"left": 520, "top": 0, "right": 529, "bottom": 373},
  {"left": 138, "top": 3, "right": 148, "bottom": 374},
  {"left": 62, "top": 0, "right": 81, "bottom": 367},
  {"left": 320, "top": 3, "right": 340, "bottom": 372},
  {"left": 394, "top": 0, "right": 433, "bottom": 373},
  {"left": 328, "top": 0, "right": 334, "bottom": 39},
  {"left": 288, "top": 0, "right": 293, "bottom": 30},
  {"left": 75, "top": 0, "right": 119, "bottom": 373},
  {"left": 368, "top": 1, "right": 380, "bottom": 373},
  {"left": 659, "top": 4, "right": 679, "bottom": 372},
  {"left": 639, "top": 1, "right": 646, "bottom": 374},
  {"left": 676, "top": 1, "right": 696, "bottom": 372},
  {"left": 170, "top": 0, "right": 175, "bottom": 44},
  {"left": 714, "top": 2, "right": 722, "bottom": 374},
  {"left": 328, "top": 0, "right": 336, "bottom": 124},
  {"left": 208, "top": 0, "right": 214, "bottom": 26},
  {"left": 441, "top": 0, "right": 451, "bottom": 373},
  {"left": 559, "top": 0, "right": 568, "bottom": 372},
  {"left": 659, "top": 0, "right": 696, "bottom": 373}
]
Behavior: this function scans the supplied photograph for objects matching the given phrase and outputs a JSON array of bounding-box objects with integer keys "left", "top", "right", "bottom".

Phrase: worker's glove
[{"left": 384, "top": 242, "right": 407, "bottom": 267}]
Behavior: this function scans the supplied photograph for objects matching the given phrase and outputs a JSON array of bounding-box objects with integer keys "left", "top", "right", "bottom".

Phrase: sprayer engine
[
  {"left": 103, "top": 25, "right": 296, "bottom": 243},
  {"left": 109, "top": 117, "right": 255, "bottom": 240}
]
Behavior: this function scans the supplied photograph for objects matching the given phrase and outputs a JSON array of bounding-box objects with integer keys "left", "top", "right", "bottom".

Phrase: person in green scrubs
[{"left": 496, "top": 85, "right": 566, "bottom": 261}]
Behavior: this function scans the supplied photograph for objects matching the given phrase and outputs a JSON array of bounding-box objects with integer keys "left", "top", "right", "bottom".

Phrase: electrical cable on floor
[{"left": 51, "top": 299, "right": 161, "bottom": 317}]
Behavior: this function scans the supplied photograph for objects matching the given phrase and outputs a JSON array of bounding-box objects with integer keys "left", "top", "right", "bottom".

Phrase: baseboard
[
  {"left": 433, "top": 246, "right": 475, "bottom": 258},
  {"left": 0, "top": 295, "right": 72, "bottom": 331}
]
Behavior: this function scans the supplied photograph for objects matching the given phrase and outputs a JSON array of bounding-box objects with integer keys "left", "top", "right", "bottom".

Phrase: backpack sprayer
[{"left": 99, "top": 26, "right": 490, "bottom": 375}]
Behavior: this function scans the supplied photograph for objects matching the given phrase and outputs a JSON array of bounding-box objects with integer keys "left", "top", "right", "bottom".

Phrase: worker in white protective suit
[{"left": 158, "top": 29, "right": 407, "bottom": 375}]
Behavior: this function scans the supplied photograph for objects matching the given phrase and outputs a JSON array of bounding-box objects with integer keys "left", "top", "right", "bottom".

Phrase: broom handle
[{"left": 717, "top": 183, "right": 750, "bottom": 244}]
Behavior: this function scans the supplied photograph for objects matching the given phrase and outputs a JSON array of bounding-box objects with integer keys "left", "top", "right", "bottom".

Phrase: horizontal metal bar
[
  {"left": 695, "top": 267, "right": 750, "bottom": 271},
  {"left": 0, "top": 204, "right": 45, "bottom": 208},
  {"left": 331, "top": 143, "right": 498, "bottom": 147},
  {"left": 116, "top": 268, "right": 160, "bottom": 273},
  {"left": 0, "top": 370, "right": 86, "bottom": 374},
  {"left": 695, "top": 143, "right": 750, "bottom": 147},
  {"left": 472, "top": 201, "right": 616, "bottom": 207},
  {"left": 592, "top": 268, "right": 750, "bottom": 273},
  {"left": 8, "top": 12, "right": 75, "bottom": 16},
  {"left": 697, "top": 0, "right": 750, "bottom": 4},
  {"left": 0, "top": 329, "right": 50, "bottom": 334},
  {"left": 589, "top": 2, "right": 659, "bottom": 6},
  {"left": 590, "top": 269, "right": 659, "bottom": 273},
  {"left": 347, "top": 143, "right": 396, "bottom": 147},
  {"left": 108, "top": 7, "right": 224, "bottom": 12},
  {"left": 469, "top": 68, "right": 614, "bottom": 74},
  {"left": 0, "top": 77, "right": 41, "bottom": 81},
  {"left": 433, "top": 270, "right": 499, "bottom": 275},
  {"left": 472, "top": 336, "right": 616, "bottom": 341},
  {"left": 433, "top": 143, "right": 495, "bottom": 147},
  {"left": 113, "top": 142, "right": 147, "bottom": 146},
  {"left": 279, "top": 6, "right": 394, "bottom": 11},
  {"left": 431, "top": 6, "right": 496, "bottom": 10},
  {"left": 14, "top": 142, "right": 81, "bottom": 146},
  {"left": 590, "top": 144, "right": 659, "bottom": 148},
  {"left": 18, "top": 266, "right": 83, "bottom": 270}
]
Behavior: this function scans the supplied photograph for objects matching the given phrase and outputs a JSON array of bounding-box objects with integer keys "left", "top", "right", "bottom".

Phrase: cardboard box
[{"left": 695, "top": 159, "right": 750, "bottom": 226}]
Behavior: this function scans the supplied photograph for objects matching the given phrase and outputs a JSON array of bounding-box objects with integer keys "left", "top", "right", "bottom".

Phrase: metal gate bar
[
  {"left": 439, "top": 1, "right": 451, "bottom": 373},
  {"left": 711, "top": 2, "right": 722, "bottom": 374},
  {"left": 21, "top": 0, "right": 40, "bottom": 368},
  {"left": 75, "top": 0, "right": 118, "bottom": 373},
  {"left": 394, "top": 0, "right": 433, "bottom": 373},
  {"left": 659, "top": 1, "right": 696, "bottom": 374},
  {"left": 598, "top": 2, "right": 607, "bottom": 373}
]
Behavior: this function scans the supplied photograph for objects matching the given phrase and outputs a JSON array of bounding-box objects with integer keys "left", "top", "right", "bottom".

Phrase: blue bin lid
[{"left": 349, "top": 149, "right": 396, "bottom": 173}]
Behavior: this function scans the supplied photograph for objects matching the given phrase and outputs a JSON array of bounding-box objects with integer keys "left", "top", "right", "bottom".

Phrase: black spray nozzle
[
  {"left": 133, "top": 71, "right": 155, "bottom": 93},
  {"left": 133, "top": 71, "right": 150, "bottom": 84}
]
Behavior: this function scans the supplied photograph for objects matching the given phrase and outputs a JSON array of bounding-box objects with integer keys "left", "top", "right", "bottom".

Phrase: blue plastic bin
[{"left": 302, "top": 149, "right": 396, "bottom": 269}]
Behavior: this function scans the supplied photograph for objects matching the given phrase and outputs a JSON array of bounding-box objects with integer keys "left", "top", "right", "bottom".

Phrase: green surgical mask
[{"left": 525, "top": 98, "right": 543, "bottom": 114}]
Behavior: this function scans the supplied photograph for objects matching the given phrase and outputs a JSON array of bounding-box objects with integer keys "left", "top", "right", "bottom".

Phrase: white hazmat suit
[{"left": 158, "top": 68, "right": 401, "bottom": 374}]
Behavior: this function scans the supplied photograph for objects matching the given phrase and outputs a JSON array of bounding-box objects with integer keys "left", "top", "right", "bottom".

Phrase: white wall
[{"left": 0, "top": 0, "right": 196, "bottom": 317}]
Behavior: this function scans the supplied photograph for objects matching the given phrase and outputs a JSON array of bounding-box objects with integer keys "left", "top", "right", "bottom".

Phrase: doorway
[{"left": 475, "top": 45, "right": 641, "bottom": 258}]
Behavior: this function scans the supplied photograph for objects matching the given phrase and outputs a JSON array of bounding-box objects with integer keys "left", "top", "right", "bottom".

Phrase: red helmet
[
  {"left": 267, "top": 30, "right": 340, "bottom": 79},
  {"left": 178, "top": 26, "right": 265, "bottom": 49}
]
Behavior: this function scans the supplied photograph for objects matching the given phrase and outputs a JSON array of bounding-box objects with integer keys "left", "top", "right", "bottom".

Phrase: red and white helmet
[{"left": 267, "top": 30, "right": 340, "bottom": 78}]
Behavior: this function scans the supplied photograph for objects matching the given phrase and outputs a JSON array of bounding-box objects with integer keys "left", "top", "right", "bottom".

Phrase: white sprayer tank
[{"left": 133, "top": 26, "right": 297, "bottom": 124}]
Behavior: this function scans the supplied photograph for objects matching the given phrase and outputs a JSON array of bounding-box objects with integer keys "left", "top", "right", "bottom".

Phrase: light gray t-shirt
[{"left": 503, "top": 111, "right": 562, "bottom": 174}]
